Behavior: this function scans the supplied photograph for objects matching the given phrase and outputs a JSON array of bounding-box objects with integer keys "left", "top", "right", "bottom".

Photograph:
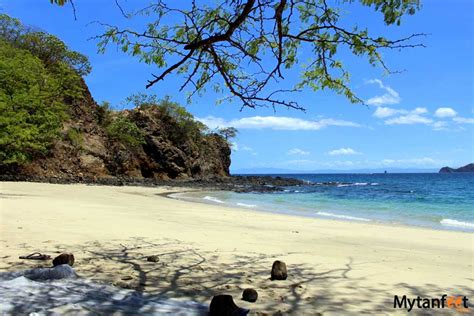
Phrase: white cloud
[
  {"left": 453, "top": 117, "right": 474, "bottom": 124},
  {"left": 197, "top": 116, "right": 361, "bottom": 131},
  {"left": 366, "top": 79, "right": 401, "bottom": 106},
  {"left": 384, "top": 108, "right": 432, "bottom": 125},
  {"left": 381, "top": 157, "right": 438, "bottom": 166},
  {"left": 412, "top": 107, "right": 428, "bottom": 114},
  {"left": 231, "top": 143, "right": 253, "bottom": 152},
  {"left": 432, "top": 121, "right": 449, "bottom": 131},
  {"left": 327, "top": 148, "right": 362, "bottom": 156},
  {"left": 385, "top": 114, "right": 432, "bottom": 125},
  {"left": 287, "top": 148, "right": 310, "bottom": 156},
  {"left": 435, "top": 107, "right": 457, "bottom": 118},
  {"left": 373, "top": 107, "right": 406, "bottom": 118},
  {"left": 372, "top": 104, "right": 472, "bottom": 130}
]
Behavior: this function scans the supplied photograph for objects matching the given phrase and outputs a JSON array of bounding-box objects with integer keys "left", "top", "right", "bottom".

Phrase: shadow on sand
[{"left": 1, "top": 237, "right": 472, "bottom": 315}]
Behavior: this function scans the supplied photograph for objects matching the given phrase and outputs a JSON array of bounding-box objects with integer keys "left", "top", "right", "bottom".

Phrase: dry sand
[{"left": 0, "top": 181, "right": 473, "bottom": 315}]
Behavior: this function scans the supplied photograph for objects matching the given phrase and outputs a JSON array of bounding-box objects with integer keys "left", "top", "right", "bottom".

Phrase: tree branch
[
  {"left": 146, "top": 49, "right": 195, "bottom": 89},
  {"left": 183, "top": 0, "right": 256, "bottom": 50},
  {"left": 93, "top": 0, "right": 425, "bottom": 110}
]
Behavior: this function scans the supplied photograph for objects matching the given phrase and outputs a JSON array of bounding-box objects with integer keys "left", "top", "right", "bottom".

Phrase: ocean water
[{"left": 174, "top": 173, "right": 474, "bottom": 232}]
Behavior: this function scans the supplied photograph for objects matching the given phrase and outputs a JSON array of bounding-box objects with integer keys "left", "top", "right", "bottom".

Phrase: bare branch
[
  {"left": 70, "top": 0, "right": 77, "bottom": 20},
  {"left": 114, "top": 0, "right": 128, "bottom": 19}
]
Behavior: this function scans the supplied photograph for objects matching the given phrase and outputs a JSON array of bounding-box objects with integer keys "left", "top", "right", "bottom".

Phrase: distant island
[{"left": 439, "top": 163, "right": 474, "bottom": 173}]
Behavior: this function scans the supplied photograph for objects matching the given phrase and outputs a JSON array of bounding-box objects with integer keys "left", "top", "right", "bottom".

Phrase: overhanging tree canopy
[{"left": 67, "top": 0, "right": 424, "bottom": 110}]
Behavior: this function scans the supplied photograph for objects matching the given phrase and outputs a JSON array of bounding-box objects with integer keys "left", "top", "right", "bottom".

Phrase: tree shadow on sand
[{"left": 1, "top": 237, "right": 472, "bottom": 315}]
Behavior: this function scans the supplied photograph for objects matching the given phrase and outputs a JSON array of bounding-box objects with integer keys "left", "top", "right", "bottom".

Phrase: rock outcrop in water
[{"left": 439, "top": 163, "right": 474, "bottom": 173}]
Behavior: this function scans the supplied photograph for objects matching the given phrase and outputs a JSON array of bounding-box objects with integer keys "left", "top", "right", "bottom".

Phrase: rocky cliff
[
  {"left": 1, "top": 78, "right": 231, "bottom": 181},
  {"left": 0, "top": 14, "right": 230, "bottom": 183},
  {"left": 439, "top": 163, "right": 474, "bottom": 173}
]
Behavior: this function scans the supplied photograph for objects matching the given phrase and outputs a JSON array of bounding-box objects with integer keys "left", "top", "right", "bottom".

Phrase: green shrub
[
  {"left": 0, "top": 14, "right": 91, "bottom": 76},
  {"left": 106, "top": 116, "right": 145, "bottom": 147},
  {"left": 97, "top": 101, "right": 113, "bottom": 126},
  {"left": 0, "top": 14, "right": 90, "bottom": 165},
  {"left": 126, "top": 93, "right": 210, "bottom": 144},
  {"left": 66, "top": 128, "right": 83, "bottom": 148},
  {"left": 0, "top": 40, "right": 67, "bottom": 165}
]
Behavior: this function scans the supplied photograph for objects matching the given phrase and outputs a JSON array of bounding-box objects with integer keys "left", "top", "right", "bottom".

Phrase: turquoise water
[{"left": 176, "top": 173, "right": 474, "bottom": 232}]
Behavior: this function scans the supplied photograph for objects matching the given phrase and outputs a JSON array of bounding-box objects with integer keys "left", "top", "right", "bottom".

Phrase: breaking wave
[
  {"left": 440, "top": 219, "right": 474, "bottom": 229},
  {"left": 203, "top": 196, "right": 225, "bottom": 204},
  {"left": 316, "top": 211, "right": 371, "bottom": 222},
  {"left": 236, "top": 202, "right": 256, "bottom": 208}
]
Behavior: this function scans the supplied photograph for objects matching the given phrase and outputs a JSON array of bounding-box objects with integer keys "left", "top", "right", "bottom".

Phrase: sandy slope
[{"left": 0, "top": 182, "right": 472, "bottom": 315}]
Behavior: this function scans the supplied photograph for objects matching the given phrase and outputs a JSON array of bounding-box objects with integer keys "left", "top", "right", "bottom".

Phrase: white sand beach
[{"left": 0, "top": 181, "right": 473, "bottom": 314}]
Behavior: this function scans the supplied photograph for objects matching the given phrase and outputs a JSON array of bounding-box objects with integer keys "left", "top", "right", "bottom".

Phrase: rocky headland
[{"left": 439, "top": 163, "right": 474, "bottom": 173}]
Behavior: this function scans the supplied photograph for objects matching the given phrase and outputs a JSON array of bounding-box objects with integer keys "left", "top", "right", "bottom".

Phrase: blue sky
[{"left": 2, "top": 0, "right": 473, "bottom": 172}]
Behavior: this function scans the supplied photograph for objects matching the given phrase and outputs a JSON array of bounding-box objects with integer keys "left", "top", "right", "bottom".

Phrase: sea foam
[
  {"left": 440, "top": 219, "right": 474, "bottom": 229},
  {"left": 236, "top": 203, "right": 256, "bottom": 208},
  {"left": 203, "top": 196, "right": 225, "bottom": 204},
  {"left": 316, "top": 211, "right": 371, "bottom": 222}
]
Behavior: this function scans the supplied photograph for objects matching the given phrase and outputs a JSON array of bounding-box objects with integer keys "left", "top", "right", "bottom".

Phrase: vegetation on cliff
[
  {"left": 0, "top": 13, "right": 87, "bottom": 165},
  {"left": 0, "top": 14, "right": 232, "bottom": 180}
]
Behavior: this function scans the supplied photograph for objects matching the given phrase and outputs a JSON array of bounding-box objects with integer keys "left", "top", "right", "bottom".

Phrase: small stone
[
  {"left": 53, "top": 253, "right": 75, "bottom": 267},
  {"left": 113, "top": 281, "right": 132, "bottom": 289},
  {"left": 147, "top": 255, "right": 159, "bottom": 262},
  {"left": 121, "top": 276, "right": 133, "bottom": 281},
  {"left": 209, "top": 295, "right": 249, "bottom": 316},
  {"left": 242, "top": 288, "right": 258, "bottom": 302},
  {"left": 270, "top": 260, "right": 287, "bottom": 280}
]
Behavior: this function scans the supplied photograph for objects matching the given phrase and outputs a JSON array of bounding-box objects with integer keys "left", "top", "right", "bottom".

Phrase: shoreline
[
  {"left": 1, "top": 182, "right": 473, "bottom": 314},
  {"left": 167, "top": 189, "right": 474, "bottom": 234},
  {"left": 5, "top": 175, "right": 473, "bottom": 233}
]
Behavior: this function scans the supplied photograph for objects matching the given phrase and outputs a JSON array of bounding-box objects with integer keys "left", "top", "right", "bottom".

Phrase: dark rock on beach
[
  {"left": 0, "top": 173, "right": 311, "bottom": 194},
  {"left": 209, "top": 295, "right": 249, "bottom": 316},
  {"left": 242, "top": 288, "right": 258, "bottom": 302},
  {"left": 52, "top": 253, "right": 75, "bottom": 267},
  {"left": 147, "top": 255, "right": 160, "bottom": 262},
  {"left": 271, "top": 260, "right": 287, "bottom": 280}
]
